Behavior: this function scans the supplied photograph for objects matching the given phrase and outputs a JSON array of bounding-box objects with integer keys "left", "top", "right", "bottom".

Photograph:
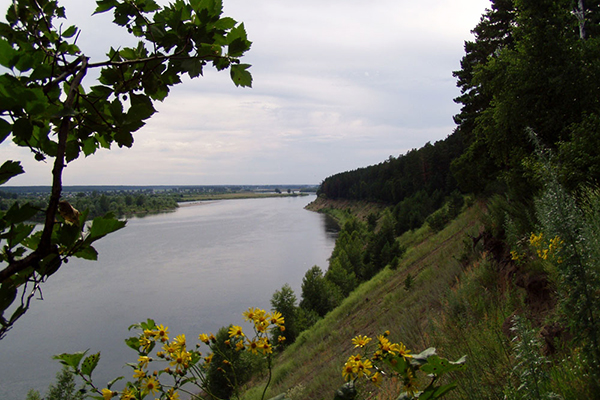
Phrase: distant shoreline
[{"left": 177, "top": 192, "right": 311, "bottom": 206}]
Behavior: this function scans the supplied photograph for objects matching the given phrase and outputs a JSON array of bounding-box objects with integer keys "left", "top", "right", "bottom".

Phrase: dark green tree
[
  {"left": 451, "top": 0, "right": 515, "bottom": 193},
  {"left": 299, "top": 265, "right": 339, "bottom": 317},
  {"left": 270, "top": 283, "right": 299, "bottom": 344}
]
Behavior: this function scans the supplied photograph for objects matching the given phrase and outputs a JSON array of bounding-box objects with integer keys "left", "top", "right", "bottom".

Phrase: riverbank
[
  {"left": 178, "top": 192, "right": 309, "bottom": 204},
  {"left": 304, "top": 195, "right": 388, "bottom": 221}
]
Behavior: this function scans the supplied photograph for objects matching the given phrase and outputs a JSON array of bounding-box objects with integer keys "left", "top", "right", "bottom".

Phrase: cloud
[{"left": 0, "top": 0, "right": 490, "bottom": 185}]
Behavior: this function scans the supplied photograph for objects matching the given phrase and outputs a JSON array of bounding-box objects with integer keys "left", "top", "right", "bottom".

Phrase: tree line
[{"left": 318, "top": 0, "right": 600, "bottom": 223}]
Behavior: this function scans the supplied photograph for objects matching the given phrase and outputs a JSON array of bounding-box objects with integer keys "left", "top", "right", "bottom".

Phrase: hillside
[
  {"left": 242, "top": 186, "right": 598, "bottom": 400},
  {"left": 244, "top": 203, "right": 488, "bottom": 399}
]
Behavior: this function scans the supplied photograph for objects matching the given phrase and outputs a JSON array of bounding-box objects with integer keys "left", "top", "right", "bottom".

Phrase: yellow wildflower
[
  {"left": 247, "top": 338, "right": 259, "bottom": 355},
  {"left": 242, "top": 307, "right": 260, "bottom": 322},
  {"left": 166, "top": 389, "right": 180, "bottom": 400},
  {"left": 228, "top": 325, "right": 245, "bottom": 338},
  {"left": 370, "top": 372, "right": 383, "bottom": 386},
  {"left": 163, "top": 342, "right": 177, "bottom": 356},
  {"left": 510, "top": 250, "right": 521, "bottom": 261},
  {"left": 169, "top": 349, "right": 191, "bottom": 373},
  {"left": 530, "top": 232, "right": 543, "bottom": 248},
  {"left": 139, "top": 336, "right": 152, "bottom": 352},
  {"left": 258, "top": 337, "right": 273, "bottom": 354},
  {"left": 141, "top": 376, "right": 160, "bottom": 395},
  {"left": 133, "top": 369, "right": 145, "bottom": 380},
  {"left": 143, "top": 329, "right": 155, "bottom": 338},
  {"left": 255, "top": 320, "right": 269, "bottom": 333},
  {"left": 352, "top": 335, "right": 372, "bottom": 348},
  {"left": 356, "top": 358, "right": 373, "bottom": 377},
  {"left": 173, "top": 334, "right": 186, "bottom": 351},
  {"left": 403, "top": 369, "right": 419, "bottom": 395},
  {"left": 198, "top": 333, "right": 210, "bottom": 344},
  {"left": 137, "top": 355, "right": 150, "bottom": 369},
  {"left": 395, "top": 342, "right": 412, "bottom": 360},
  {"left": 269, "top": 311, "right": 285, "bottom": 327},
  {"left": 204, "top": 353, "right": 213, "bottom": 365},
  {"left": 101, "top": 388, "right": 113, "bottom": 400},
  {"left": 155, "top": 324, "right": 169, "bottom": 342},
  {"left": 235, "top": 341, "right": 245, "bottom": 351},
  {"left": 120, "top": 388, "right": 135, "bottom": 400},
  {"left": 342, "top": 360, "right": 358, "bottom": 381}
]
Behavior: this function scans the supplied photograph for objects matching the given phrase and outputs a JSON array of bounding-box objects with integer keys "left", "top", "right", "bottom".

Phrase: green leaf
[
  {"left": 12, "top": 118, "right": 33, "bottom": 142},
  {"left": 418, "top": 382, "right": 457, "bottom": 400},
  {"left": 230, "top": 63, "right": 252, "bottom": 88},
  {"left": 181, "top": 58, "right": 204, "bottom": 78},
  {"left": 94, "top": 0, "right": 118, "bottom": 14},
  {"left": 0, "top": 119, "right": 11, "bottom": 144},
  {"left": 73, "top": 245, "right": 98, "bottom": 261},
  {"left": 5, "top": 202, "right": 39, "bottom": 224},
  {"left": 127, "top": 94, "right": 155, "bottom": 121},
  {"left": 411, "top": 347, "right": 437, "bottom": 366},
  {"left": 87, "top": 214, "right": 126, "bottom": 242},
  {"left": 82, "top": 137, "right": 98, "bottom": 157},
  {"left": 0, "top": 38, "right": 16, "bottom": 68},
  {"left": 56, "top": 223, "right": 82, "bottom": 249},
  {"left": 214, "top": 17, "right": 236, "bottom": 30},
  {"left": 420, "top": 355, "right": 466, "bottom": 376},
  {"left": 9, "top": 305, "right": 26, "bottom": 323},
  {"left": 0, "top": 161, "right": 24, "bottom": 185},
  {"left": 139, "top": 0, "right": 160, "bottom": 12},
  {"left": 65, "top": 140, "right": 81, "bottom": 163},
  {"left": 384, "top": 354, "right": 409, "bottom": 375},
  {"left": 62, "top": 25, "right": 78, "bottom": 38},
  {"left": 0, "top": 283, "right": 17, "bottom": 314},
  {"left": 7, "top": 224, "right": 35, "bottom": 248},
  {"left": 107, "top": 376, "right": 124, "bottom": 390},
  {"left": 226, "top": 23, "right": 251, "bottom": 57},
  {"left": 53, "top": 351, "right": 88, "bottom": 369},
  {"left": 124, "top": 336, "right": 141, "bottom": 351},
  {"left": 81, "top": 352, "right": 100, "bottom": 376}
]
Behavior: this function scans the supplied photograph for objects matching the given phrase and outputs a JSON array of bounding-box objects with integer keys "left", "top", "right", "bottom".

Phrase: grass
[{"left": 242, "top": 203, "right": 485, "bottom": 400}]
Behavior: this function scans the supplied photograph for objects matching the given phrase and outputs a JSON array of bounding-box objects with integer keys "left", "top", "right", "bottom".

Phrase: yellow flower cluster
[
  {"left": 94, "top": 308, "right": 286, "bottom": 400},
  {"left": 511, "top": 232, "right": 564, "bottom": 264},
  {"left": 211, "top": 307, "right": 287, "bottom": 356},
  {"left": 530, "top": 232, "right": 564, "bottom": 262},
  {"left": 342, "top": 331, "right": 417, "bottom": 395}
]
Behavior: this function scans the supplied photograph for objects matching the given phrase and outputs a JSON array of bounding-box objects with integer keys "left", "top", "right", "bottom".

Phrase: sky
[{"left": 1, "top": 0, "right": 491, "bottom": 186}]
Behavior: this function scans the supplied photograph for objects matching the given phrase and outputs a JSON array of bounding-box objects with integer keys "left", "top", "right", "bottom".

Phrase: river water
[{"left": 0, "top": 195, "right": 338, "bottom": 400}]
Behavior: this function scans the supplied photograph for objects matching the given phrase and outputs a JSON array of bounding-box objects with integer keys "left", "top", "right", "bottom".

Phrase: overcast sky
[{"left": 1, "top": 0, "right": 490, "bottom": 185}]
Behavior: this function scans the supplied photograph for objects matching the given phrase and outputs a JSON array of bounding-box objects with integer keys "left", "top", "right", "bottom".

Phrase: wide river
[{"left": 0, "top": 194, "right": 338, "bottom": 400}]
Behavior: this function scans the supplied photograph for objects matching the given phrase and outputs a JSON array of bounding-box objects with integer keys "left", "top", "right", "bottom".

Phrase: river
[{"left": 0, "top": 194, "right": 338, "bottom": 400}]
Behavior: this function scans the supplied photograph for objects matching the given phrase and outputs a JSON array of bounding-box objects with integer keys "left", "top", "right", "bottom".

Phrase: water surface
[{"left": 0, "top": 195, "right": 337, "bottom": 399}]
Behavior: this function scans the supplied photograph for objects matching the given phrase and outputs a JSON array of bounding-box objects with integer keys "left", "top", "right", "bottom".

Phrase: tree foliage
[
  {"left": 0, "top": 0, "right": 252, "bottom": 339},
  {"left": 452, "top": 0, "right": 600, "bottom": 195}
]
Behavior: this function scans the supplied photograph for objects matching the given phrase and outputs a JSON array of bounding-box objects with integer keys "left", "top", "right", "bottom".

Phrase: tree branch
[{"left": 0, "top": 56, "right": 89, "bottom": 284}]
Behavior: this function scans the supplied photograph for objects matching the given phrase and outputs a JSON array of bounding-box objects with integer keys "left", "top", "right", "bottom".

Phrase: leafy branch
[{"left": 0, "top": 0, "right": 252, "bottom": 339}]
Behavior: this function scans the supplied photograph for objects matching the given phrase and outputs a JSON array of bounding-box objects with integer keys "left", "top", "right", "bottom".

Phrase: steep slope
[{"left": 244, "top": 204, "right": 486, "bottom": 399}]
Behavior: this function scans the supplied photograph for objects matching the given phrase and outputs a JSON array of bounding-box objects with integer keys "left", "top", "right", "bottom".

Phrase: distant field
[{"left": 177, "top": 192, "right": 309, "bottom": 203}]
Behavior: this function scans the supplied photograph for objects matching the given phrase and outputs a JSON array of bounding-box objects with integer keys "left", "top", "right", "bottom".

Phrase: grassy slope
[{"left": 243, "top": 202, "right": 487, "bottom": 400}]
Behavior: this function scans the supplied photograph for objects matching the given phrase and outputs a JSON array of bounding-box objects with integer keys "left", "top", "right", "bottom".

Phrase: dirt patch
[{"left": 305, "top": 197, "right": 388, "bottom": 221}]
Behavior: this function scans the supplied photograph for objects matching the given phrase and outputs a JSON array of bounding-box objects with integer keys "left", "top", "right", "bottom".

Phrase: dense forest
[{"left": 318, "top": 0, "right": 600, "bottom": 233}]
